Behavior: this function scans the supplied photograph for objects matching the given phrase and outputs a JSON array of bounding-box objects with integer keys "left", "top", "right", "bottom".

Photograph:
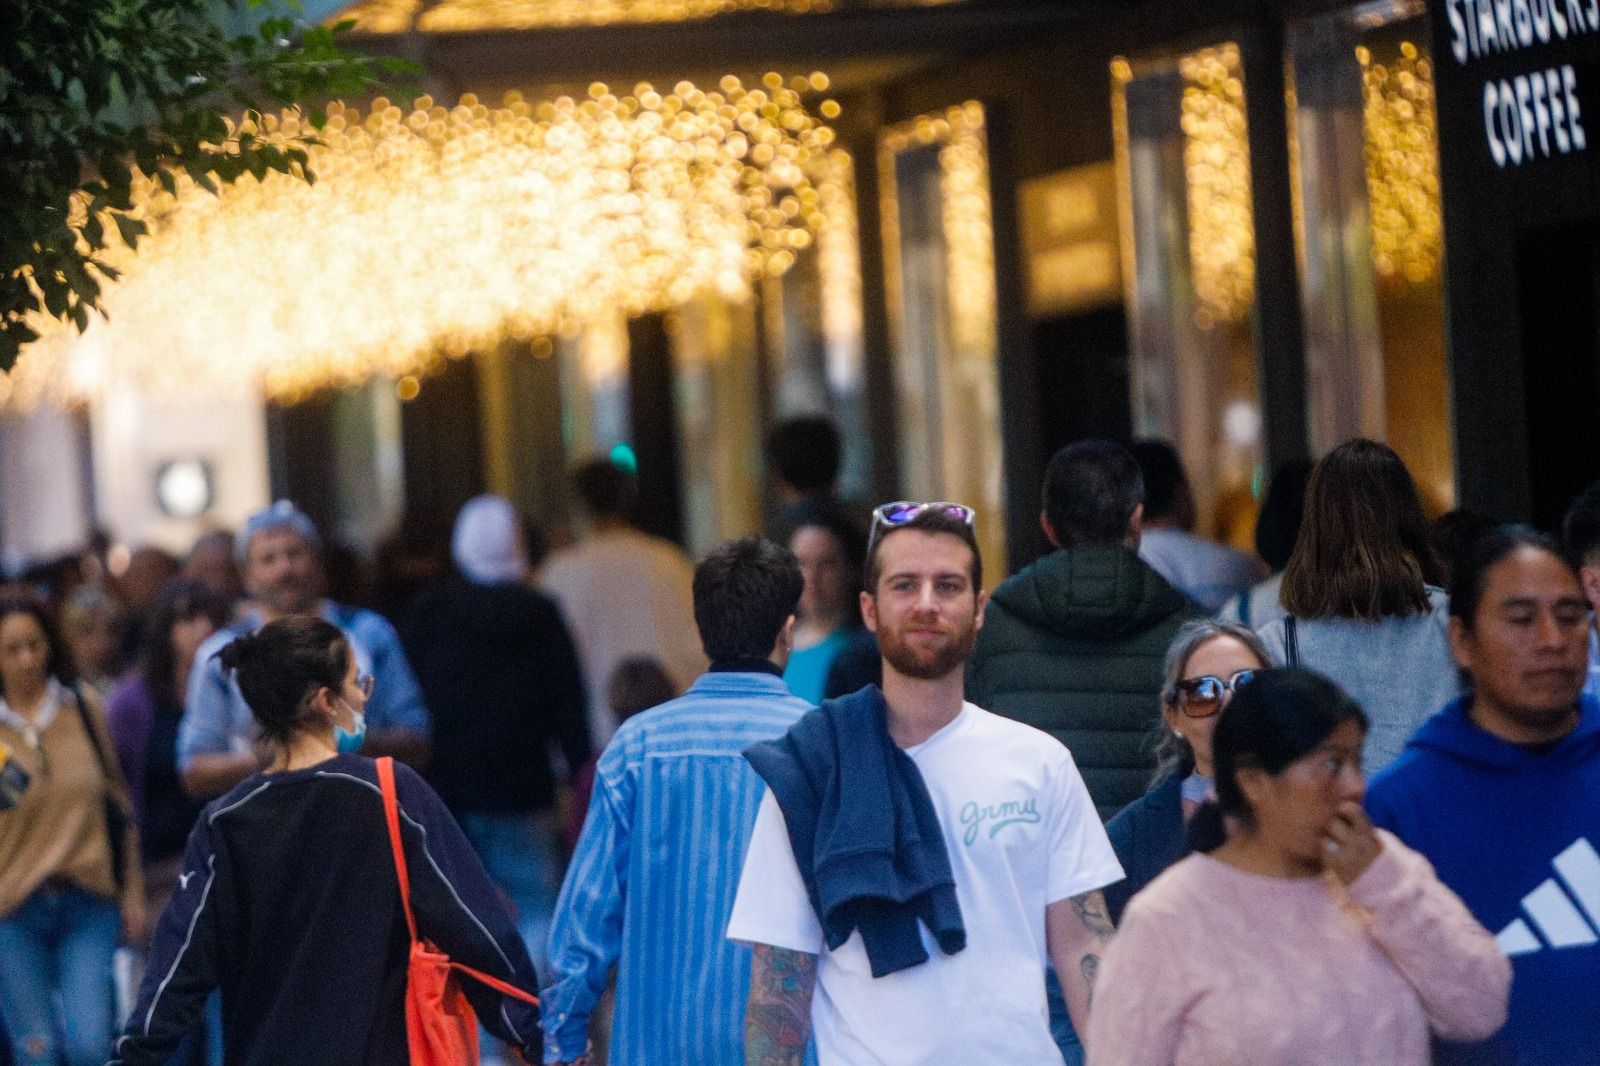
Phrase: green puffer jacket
[{"left": 966, "top": 544, "right": 1198, "bottom": 821}]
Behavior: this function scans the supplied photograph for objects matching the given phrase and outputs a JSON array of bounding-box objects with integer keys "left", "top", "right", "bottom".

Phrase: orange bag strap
[
  {"left": 376, "top": 758, "right": 540, "bottom": 1008},
  {"left": 377, "top": 756, "right": 420, "bottom": 945}
]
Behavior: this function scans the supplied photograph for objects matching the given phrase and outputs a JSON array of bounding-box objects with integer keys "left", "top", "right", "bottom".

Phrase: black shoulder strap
[
  {"left": 1284, "top": 616, "right": 1300, "bottom": 668},
  {"left": 68, "top": 684, "right": 116, "bottom": 782}
]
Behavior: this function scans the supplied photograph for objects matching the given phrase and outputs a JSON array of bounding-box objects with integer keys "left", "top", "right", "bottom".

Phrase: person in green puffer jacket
[{"left": 968, "top": 440, "right": 1200, "bottom": 823}]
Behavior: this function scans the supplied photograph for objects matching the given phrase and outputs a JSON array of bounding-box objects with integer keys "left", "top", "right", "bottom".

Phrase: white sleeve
[
  {"left": 726, "top": 790, "right": 825, "bottom": 954},
  {"left": 1046, "top": 748, "right": 1125, "bottom": 904}
]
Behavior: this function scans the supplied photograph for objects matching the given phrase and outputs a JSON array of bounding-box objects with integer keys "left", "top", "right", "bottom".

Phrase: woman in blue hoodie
[{"left": 1367, "top": 525, "right": 1600, "bottom": 1066}]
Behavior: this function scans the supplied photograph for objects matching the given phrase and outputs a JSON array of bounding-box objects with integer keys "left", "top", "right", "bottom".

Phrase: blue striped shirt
[{"left": 543, "top": 671, "right": 811, "bottom": 1065}]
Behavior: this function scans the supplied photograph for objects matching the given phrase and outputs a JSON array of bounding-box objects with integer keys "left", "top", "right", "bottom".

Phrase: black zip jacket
[{"left": 111, "top": 754, "right": 541, "bottom": 1066}]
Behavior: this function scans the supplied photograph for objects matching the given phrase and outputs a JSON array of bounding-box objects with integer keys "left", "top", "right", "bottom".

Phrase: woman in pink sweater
[{"left": 1087, "top": 668, "right": 1509, "bottom": 1066}]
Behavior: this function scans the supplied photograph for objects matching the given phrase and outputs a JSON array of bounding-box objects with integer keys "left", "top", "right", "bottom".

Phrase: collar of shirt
[
  {"left": 708, "top": 656, "right": 784, "bottom": 677},
  {"left": 0, "top": 676, "right": 67, "bottom": 747}
]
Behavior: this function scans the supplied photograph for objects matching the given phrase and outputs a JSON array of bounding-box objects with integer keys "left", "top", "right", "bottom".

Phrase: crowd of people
[{"left": 0, "top": 417, "right": 1596, "bottom": 1066}]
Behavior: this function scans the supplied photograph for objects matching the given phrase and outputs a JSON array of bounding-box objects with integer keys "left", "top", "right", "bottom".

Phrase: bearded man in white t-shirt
[{"left": 727, "top": 504, "right": 1123, "bottom": 1066}]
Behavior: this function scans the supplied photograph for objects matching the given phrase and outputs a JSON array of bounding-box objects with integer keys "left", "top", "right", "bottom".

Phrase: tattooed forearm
[
  {"left": 1080, "top": 952, "right": 1101, "bottom": 1008},
  {"left": 745, "top": 943, "right": 817, "bottom": 1066},
  {"left": 1069, "top": 890, "right": 1115, "bottom": 939}
]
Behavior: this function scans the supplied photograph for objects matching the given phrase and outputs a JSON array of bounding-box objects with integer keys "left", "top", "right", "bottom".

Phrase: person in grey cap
[{"left": 176, "top": 501, "right": 431, "bottom": 799}]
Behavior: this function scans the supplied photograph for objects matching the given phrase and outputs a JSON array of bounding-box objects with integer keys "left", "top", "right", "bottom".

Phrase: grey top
[{"left": 1256, "top": 587, "right": 1460, "bottom": 775}]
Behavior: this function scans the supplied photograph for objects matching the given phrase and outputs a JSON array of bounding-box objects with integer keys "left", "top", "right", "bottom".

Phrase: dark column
[
  {"left": 399, "top": 358, "right": 487, "bottom": 524},
  {"left": 627, "top": 312, "right": 686, "bottom": 545},
  {"left": 1241, "top": 17, "right": 1310, "bottom": 472},
  {"left": 265, "top": 395, "right": 338, "bottom": 532},
  {"left": 844, "top": 98, "right": 900, "bottom": 506}
]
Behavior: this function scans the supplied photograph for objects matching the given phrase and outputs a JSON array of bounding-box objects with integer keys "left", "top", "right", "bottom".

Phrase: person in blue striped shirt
[{"left": 543, "top": 537, "right": 814, "bottom": 1066}]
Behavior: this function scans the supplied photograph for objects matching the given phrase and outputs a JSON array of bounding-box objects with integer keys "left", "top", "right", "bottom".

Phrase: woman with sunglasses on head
[
  {"left": 1101, "top": 619, "right": 1268, "bottom": 922},
  {"left": 111, "top": 616, "right": 541, "bottom": 1066},
  {"left": 1087, "top": 668, "right": 1509, "bottom": 1066},
  {"left": 0, "top": 592, "right": 143, "bottom": 1066}
]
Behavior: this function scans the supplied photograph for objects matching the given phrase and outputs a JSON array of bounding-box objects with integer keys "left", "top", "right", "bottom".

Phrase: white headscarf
[{"left": 451, "top": 495, "right": 528, "bottom": 585}]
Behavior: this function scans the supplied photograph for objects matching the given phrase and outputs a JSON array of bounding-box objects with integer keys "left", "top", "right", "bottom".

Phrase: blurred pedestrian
[
  {"left": 1561, "top": 480, "right": 1600, "bottom": 701},
  {"left": 1430, "top": 508, "right": 1497, "bottom": 588},
  {"left": 562, "top": 657, "right": 677, "bottom": 857},
  {"left": 1102, "top": 619, "right": 1270, "bottom": 922},
  {"left": 115, "top": 548, "right": 180, "bottom": 666},
  {"left": 968, "top": 440, "right": 1198, "bottom": 820},
  {"left": 106, "top": 580, "right": 231, "bottom": 922},
  {"left": 782, "top": 502, "right": 867, "bottom": 704},
  {"left": 182, "top": 531, "right": 242, "bottom": 607},
  {"left": 765, "top": 416, "right": 853, "bottom": 541},
  {"left": 542, "top": 459, "right": 704, "bottom": 748},
  {"left": 178, "top": 501, "right": 430, "bottom": 800},
  {"left": 0, "top": 593, "right": 143, "bottom": 1066},
  {"left": 1217, "top": 459, "right": 1313, "bottom": 628},
  {"left": 1132, "top": 440, "right": 1266, "bottom": 613},
  {"left": 1368, "top": 526, "right": 1600, "bottom": 1065},
  {"left": 111, "top": 616, "right": 540, "bottom": 1066},
  {"left": 544, "top": 538, "right": 811, "bottom": 1066},
  {"left": 1255, "top": 439, "right": 1458, "bottom": 774},
  {"left": 60, "top": 586, "right": 125, "bottom": 694},
  {"left": 731, "top": 507, "right": 1121, "bottom": 1066},
  {"left": 1088, "top": 669, "right": 1509, "bottom": 1066},
  {"left": 401, "top": 495, "right": 590, "bottom": 974}
]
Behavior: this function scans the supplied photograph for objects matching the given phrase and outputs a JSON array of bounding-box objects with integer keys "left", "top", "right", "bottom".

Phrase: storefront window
[
  {"left": 1113, "top": 44, "right": 1263, "bottom": 544},
  {"left": 1288, "top": 0, "right": 1454, "bottom": 510},
  {"left": 879, "top": 103, "right": 1006, "bottom": 580}
]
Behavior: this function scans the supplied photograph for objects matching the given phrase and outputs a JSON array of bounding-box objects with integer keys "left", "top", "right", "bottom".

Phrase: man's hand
[
  {"left": 1047, "top": 889, "right": 1115, "bottom": 1047},
  {"left": 745, "top": 943, "right": 817, "bottom": 1066},
  {"left": 1322, "top": 800, "right": 1382, "bottom": 885}
]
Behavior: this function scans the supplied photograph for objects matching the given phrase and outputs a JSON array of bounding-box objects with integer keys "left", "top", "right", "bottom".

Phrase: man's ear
[
  {"left": 1127, "top": 502, "right": 1144, "bottom": 544},
  {"left": 860, "top": 589, "right": 879, "bottom": 634},
  {"left": 1581, "top": 565, "right": 1600, "bottom": 614},
  {"left": 1447, "top": 614, "right": 1474, "bottom": 675},
  {"left": 973, "top": 588, "right": 989, "bottom": 632},
  {"left": 1039, "top": 512, "right": 1061, "bottom": 550}
]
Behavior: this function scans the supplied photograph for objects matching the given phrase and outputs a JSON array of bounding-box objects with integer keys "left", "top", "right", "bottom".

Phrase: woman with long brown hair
[{"left": 1256, "top": 438, "right": 1459, "bottom": 773}]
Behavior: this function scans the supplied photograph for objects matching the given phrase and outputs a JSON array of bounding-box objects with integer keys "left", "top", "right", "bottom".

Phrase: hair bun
[
  {"left": 1185, "top": 800, "right": 1228, "bottom": 854},
  {"left": 216, "top": 632, "right": 254, "bottom": 673}
]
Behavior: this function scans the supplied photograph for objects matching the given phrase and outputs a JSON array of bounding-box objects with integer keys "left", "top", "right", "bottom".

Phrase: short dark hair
[
  {"left": 138, "top": 578, "right": 234, "bottom": 708},
  {"left": 0, "top": 592, "right": 77, "bottom": 688},
  {"left": 571, "top": 459, "right": 637, "bottom": 521},
  {"left": 217, "top": 616, "right": 350, "bottom": 746},
  {"left": 1430, "top": 509, "right": 1499, "bottom": 588},
  {"left": 1130, "top": 440, "right": 1188, "bottom": 525},
  {"left": 1188, "top": 668, "right": 1368, "bottom": 853},
  {"left": 1255, "top": 459, "right": 1314, "bottom": 572},
  {"left": 1280, "top": 439, "right": 1444, "bottom": 621},
  {"left": 864, "top": 509, "right": 982, "bottom": 593},
  {"left": 607, "top": 657, "right": 678, "bottom": 722},
  {"left": 767, "top": 417, "right": 842, "bottom": 494},
  {"left": 692, "top": 538, "right": 804, "bottom": 660},
  {"left": 1450, "top": 525, "right": 1577, "bottom": 632},
  {"left": 1042, "top": 440, "right": 1143, "bottom": 549},
  {"left": 1563, "top": 479, "right": 1600, "bottom": 566}
]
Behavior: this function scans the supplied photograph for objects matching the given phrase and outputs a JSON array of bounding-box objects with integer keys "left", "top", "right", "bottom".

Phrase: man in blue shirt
[
  {"left": 543, "top": 537, "right": 811, "bottom": 1066},
  {"left": 178, "top": 501, "right": 430, "bottom": 798}
]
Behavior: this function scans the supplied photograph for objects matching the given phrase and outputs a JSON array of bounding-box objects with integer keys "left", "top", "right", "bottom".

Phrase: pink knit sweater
[{"left": 1086, "top": 831, "right": 1510, "bottom": 1066}]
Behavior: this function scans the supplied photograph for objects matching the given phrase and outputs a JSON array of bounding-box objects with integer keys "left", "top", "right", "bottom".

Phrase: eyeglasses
[
  {"left": 1166, "top": 669, "right": 1257, "bottom": 718},
  {"left": 354, "top": 672, "right": 375, "bottom": 700},
  {"left": 867, "top": 501, "right": 977, "bottom": 555}
]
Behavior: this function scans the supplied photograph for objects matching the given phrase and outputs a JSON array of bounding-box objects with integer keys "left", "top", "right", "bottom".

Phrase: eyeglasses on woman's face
[{"left": 1166, "top": 669, "right": 1257, "bottom": 718}]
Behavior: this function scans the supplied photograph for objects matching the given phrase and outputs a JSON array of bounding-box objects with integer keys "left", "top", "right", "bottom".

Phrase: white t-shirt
[{"left": 727, "top": 702, "right": 1123, "bottom": 1065}]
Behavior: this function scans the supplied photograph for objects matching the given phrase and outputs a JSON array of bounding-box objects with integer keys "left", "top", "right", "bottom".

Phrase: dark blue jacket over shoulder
[
  {"left": 1103, "top": 772, "right": 1187, "bottom": 924},
  {"left": 744, "top": 685, "right": 964, "bottom": 977}
]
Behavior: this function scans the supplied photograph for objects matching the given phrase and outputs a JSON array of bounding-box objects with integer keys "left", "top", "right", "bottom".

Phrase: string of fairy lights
[{"left": 10, "top": 74, "right": 844, "bottom": 409}]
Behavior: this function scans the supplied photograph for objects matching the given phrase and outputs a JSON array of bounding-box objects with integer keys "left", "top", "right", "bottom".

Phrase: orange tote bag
[{"left": 377, "top": 757, "right": 541, "bottom": 1065}]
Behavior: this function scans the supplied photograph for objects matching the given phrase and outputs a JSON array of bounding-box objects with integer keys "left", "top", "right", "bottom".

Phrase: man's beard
[{"left": 878, "top": 618, "right": 978, "bottom": 681}]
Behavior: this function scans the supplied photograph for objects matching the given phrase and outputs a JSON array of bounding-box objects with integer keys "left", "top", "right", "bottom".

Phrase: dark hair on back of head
[
  {"left": 693, "top": 537, "right": 804, "bottom": 661},
  {"left": 1043, "top": 440, "right": 1144, "bottom": 549},
  {"left": 1279, "top": 439, "right": 1444, "bottom": 621},
  {"left": 571, "top": 459, "right": 637, "bottom": 521},
  {"left": 1188, "top": 668, "right": 1368, "bottom": 853},
  {"left": 217, "top": 616, "right": 349, "bottom": 746},
  {"left": 608, "top": 657, "right": 679, "bottom": 723},
  {"left": 1563, "top": 479, "right": 1600, "bottom": 566},
  {"left": 0, "top": 592, "right": 77, "bottom": 689},
  {"left": 864, "top": 509, "right": 982, "bottom": 593},
  {"left": 767, "top": 416, "right": 842, "bottom": 494},
  {"left": 1430, "top": 509, "right": 1498, "bottom": 588},
  {"left": 1449, "top": 524, "right": 1577, "bottom": 633},
  {"left": 140, "top": 578, "right": 234, "bottom": 708},
  {"left": 1255, "top": 459, "right": 1314, "bottom": 573},
  {"left": 1130, "top": 439, "right": 1189, "bottom": 526}
]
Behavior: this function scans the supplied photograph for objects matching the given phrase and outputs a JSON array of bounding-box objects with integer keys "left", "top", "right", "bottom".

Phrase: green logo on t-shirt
[{"left": 959, "top": 798, "right": 1041, "bottom": 845}]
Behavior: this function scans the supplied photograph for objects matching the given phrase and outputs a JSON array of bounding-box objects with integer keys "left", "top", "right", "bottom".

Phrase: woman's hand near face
[{"left": 1322, "top": 801, "right": 1382, "bottom": 885}]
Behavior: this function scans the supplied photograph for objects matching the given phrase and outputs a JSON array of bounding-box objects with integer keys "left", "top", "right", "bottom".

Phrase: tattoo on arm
[
  {"left": 1079, "top": 953, "right": 1101, "bottom": 1008},
  {"left": 745, "top": 944, "right": 817, "bottom": 1066},
  {"left": 1068, "top": 890, "right": 1113, "bottom": 1009}
]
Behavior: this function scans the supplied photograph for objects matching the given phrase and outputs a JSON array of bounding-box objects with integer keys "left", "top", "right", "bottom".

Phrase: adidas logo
[{"left": 1497, "top": 838, "right": 1600, "bottom": 956}]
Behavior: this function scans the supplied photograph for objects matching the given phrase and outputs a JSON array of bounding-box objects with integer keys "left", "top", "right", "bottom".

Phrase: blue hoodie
[{"left": 1366, "top": 695, "right": 1600, "bottom": 1066}]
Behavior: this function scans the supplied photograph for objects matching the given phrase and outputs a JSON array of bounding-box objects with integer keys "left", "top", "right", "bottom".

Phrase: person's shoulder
[
  {"left": 1119, "top": 853, "right": 1210, "bottom": 925},
  {"left": 328, "top": 601, "right": 401, "bottom": 642},
  {"left": 964, "top": 702, "right": 1077, "bottom": 760}
]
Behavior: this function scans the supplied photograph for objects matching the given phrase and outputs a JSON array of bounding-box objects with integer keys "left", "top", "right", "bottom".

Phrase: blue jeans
[
  {"left": 1046, "top": 968, "right": 1085, "bottom": 1066},
  {"left": 0, "top": 885, "right": 120, "bottom": 1066},
  {"left": 458, "top": 811, "right": 562, "bottom": 977}
]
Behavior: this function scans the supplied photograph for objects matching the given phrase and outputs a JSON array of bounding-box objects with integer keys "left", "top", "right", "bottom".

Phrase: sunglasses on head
[
  {"left": 1166, "top": 669, "right": 1257, "bottom": 718},
  {"left": 867, "top": 501, "right": 976, "bottom": 554}
]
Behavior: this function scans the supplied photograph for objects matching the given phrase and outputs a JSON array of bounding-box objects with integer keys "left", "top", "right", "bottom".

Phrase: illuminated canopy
[{"left": 13, "top": 75, "right": 840, "bottom": 408}]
